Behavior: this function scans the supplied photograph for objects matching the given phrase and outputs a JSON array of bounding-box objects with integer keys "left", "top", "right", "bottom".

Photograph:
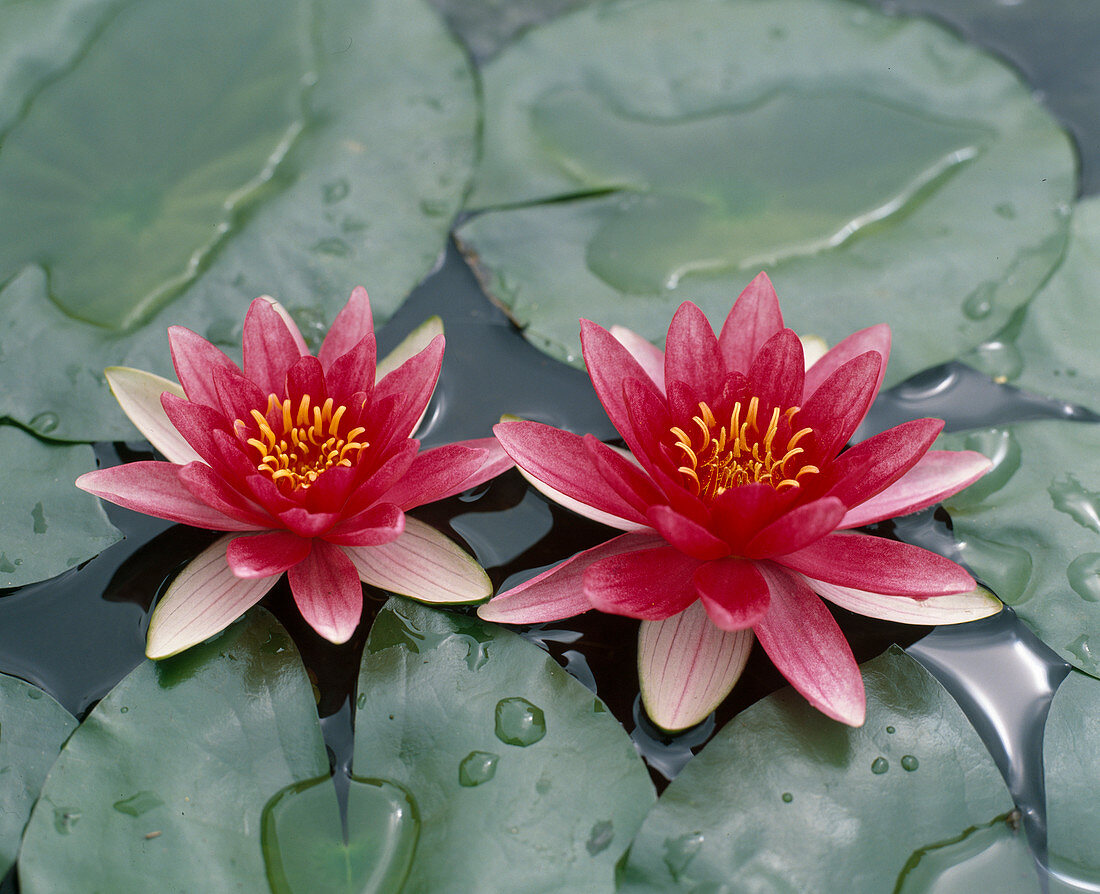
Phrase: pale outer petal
[
  {"left": 806, "top": 575, "right": 1003, "bottom": 625},
  {"left": 105, "top": 367, "right": 202, "bottom": 464},
  {"left": 800, "top": 335, "right": 828, "bottom": 369},
  {"left": 377, "top": 316, "right": 444, "bottom": 437},
  {"left": 146, "top": 534, "right": 281, "bottom": 659},
  {"left": 259, "top": 295, "right": 310, "bottom": 355},
  {"left": 638, "top": 600, "right": 754, "bottom": 731},
  {"left": 341, "top": 516, "right": 490, "bottom": 604},
  {"left": 517, "top": 464, "right": 650, "bottom": 532},
  {"left": 609, "top": 324, "right": 666, "bottom": 394}
]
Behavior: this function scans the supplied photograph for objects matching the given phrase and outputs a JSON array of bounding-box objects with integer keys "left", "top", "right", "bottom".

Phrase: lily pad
[
  {"left": 457, "top": 0, "right": 1074, "bottom": 382},
  {"left": 940, "top": 421, "right": 1100, "bottom": 677},
  {"left": 18, "top": 609, "right": 329, "bottom": 893},
  {"left": 0, "top": 426, "right": 121, "bottom": 588},
  {"left": 965, "top": 196, "right": 1100, "bottom": 413},
  {"left": 426, "top": 0, "right": 591, "bottom": 62},
  {"left": 354, "top": 597, "right": 656, "bottom": 892},
  {"left": 0, "top": 0, "right": 476, "bottom": 442},
  {"left": 0, "top": 674, "right": 76, "bottom": 877},
  {"left": 1044, "top": 670, "right": 1100, "bottom": 887},
  {"left": 616, "top": 647, "right": 1038, "bottom": 893}
]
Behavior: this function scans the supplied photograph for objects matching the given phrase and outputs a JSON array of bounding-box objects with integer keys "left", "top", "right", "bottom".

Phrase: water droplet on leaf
[
  {"left": 53, "top": 809, "right": 81, "bottom": 834},
  {"left": 29, "top": 412, "right": 59, "bottom": 434},
  {"left": 586, "top": 819, "right": 614, "bottom": 855},
  {"left": 113, "top": 791, "right": 163, "bottom": 817},
  {"left": 901, "top": 755, "right": 920, "bottom": 772},
  {"left": 871, "top": 757, "right": 890, "bottom": 774},
  {"left": 494, "top": 697, "right": 546, "bottom": 747},
  {"left": 781, "top": 792, "right": 794, "bottom": 803},
  {"left": 663, "top": 832, "right": 704, "bottom": 880},
  {"left": 458, "top": 751, "right": 499, "bottom": 787},
  {"left": 1067, "top": 553, "right": 1100, "bottom": 602},
  {"left": 31, "top": 501, "right": 48, "bottom": 534}
]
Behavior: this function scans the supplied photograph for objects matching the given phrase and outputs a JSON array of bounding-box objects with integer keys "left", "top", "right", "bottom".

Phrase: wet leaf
[
  {"left": 0, "top": 0, "right": 476, "bottom": 441},
  {"left": 0, "top": 674, "right": 76, "bottom": 877},
  {"left": 457, "top": 0, "right": 1074, "bottom": 383},
  {"left": 426, "top": 0, "right": 590, "bottom": 62},
  {"left": 355, "top": 597, "right": 656, "bottom": 893},
  {"left": 616, "top": 647, "right": 1037, "bottom": 892},
  {"left": 941, "top": 421, "right": 1100, "bottom": 677},
  {"left": 0, "top": 426, "right": 121, "bottom": 588}
]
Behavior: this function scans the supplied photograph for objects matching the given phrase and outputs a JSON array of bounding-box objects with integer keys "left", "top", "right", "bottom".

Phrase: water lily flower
[
  {"left": 78, "top": 288, "right": 511, "bottom": 657},
  {"left": 480, "top": 274, "right": 998, "bottom": 729}
]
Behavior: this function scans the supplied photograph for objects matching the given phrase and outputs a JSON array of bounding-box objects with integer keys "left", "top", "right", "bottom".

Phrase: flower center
[
  {"left": 239, "top": 394, "right": 369, "bottom": 492},
  {"left": 669, "top": 397, "right": 818, "bottom": 500}
]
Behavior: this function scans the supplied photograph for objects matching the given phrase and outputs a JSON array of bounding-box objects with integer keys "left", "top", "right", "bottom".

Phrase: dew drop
[
  {"left": 0, "top": 554, "right": 16, "bottom": 574},
  {"left": 1066, "top": 634, "right": 1095, "bottom": 667},
  {"left": 26, "top": 687, "right": 42, "bottom": 700},
  {"left": 1048, "top": 474, "right": 1100, "bottom": 534},
  {"left": 113, "top": 791, "right": 164, "bottom": 817},
  {"left": 663, "top": 832, "right": 704, "bottom": 880},
  {"left": 962, "top": 283, "right": 995, "bottom": 320},
  {"left": 419, "top": 198, "right": 449, "bottom": 217},
  {"left": 781, "top": 792, "right": 794, "bottom": 803},
  {"left": 494, "top": 697, "right": 546, "bottom": 747},
  {"left": 356, "top": 692, "right": 367, "bottom": 709},
  {"left": 29, "top": 412, "right": 60, "bottom": 434},
  {"left": 966, "top": 340, "right": 1023, "bottom": 383},
  {"left": 901, "top": 755, "right": 920, "bottom": 772},
  {"left": 886, "top": 725, "right": 896, "bottom": 734},
  {"left": 53, "top": 809, "right": 81, "bottom": 834},
  {"left": 321, "top": 178, "right": 349, "bottom": 203},
  {"left": 31, "top": 501, "right": 48, "bottom": 534},
  {"left": 120, "top": 706, "right": 129, "bottom": 714},
  {"left": 871, "top": 756, "right": 890, "bottom": 774},
  {"left": 1067, "top": 553, "right": 1100, "bottom": 602},
  {"left": 586, "top": 819, "right": 614, "bottom": 856},
  {"left": 458, "top": 751, "right": 499, "bottom": 787}
]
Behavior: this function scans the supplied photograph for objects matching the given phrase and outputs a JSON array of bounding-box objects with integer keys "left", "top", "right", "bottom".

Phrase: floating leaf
[
  {"left": 426, "top": 0, "right": 590, "bottom": 62},
  {"left": 0, "top": 674, "right": 76, "bottom": 877},
  {"left": 941, "top": 421, "right": 1100, "bottom": 677},
  {"left": 0, "top": 0, "right": 476, "bottom": 441},
  {"left": 0, "top": 426, "right": 121, "bottom": 588},
  {"left": 457, "top": 0, "right": 1074, "bottom": 382},
  {"left": 617, "top": 647, "right": 1037, "bottom": 892},
  {"left": 354, "top": 598, "right": 656, "bottom": 892}
]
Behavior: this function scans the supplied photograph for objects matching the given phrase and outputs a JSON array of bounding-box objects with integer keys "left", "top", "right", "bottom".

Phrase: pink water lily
[
  {"left": 78, "top": 288, "right": 511, "bottom": 657},
  {"left": 480, "top": 274, "right": 998, "bottom": 729}
]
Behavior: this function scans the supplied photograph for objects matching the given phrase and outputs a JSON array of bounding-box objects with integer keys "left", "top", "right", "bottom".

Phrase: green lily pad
[
  {"left": 426, "top": 0, "right": 591, "bottom": 61},
  {"left": 965, "top": 196, "right": 1100, "bottom": 413},
  {"left": 940, "top": 421, "right": 1100, "bottom": 677},
  {"left": 457, "top": 0, "right": 1074, "bottom": 382},
  {"left": 616, "top": 647, "right": 1038, "bottom": 893},
  {"left": 0, "top": 0, "right": 476, "bottom": 442},
  {"left": 354, "top": 598, "right": 656, "bottom": 892},
  {"left": 17, "top": 609, "right": 329, "bottom": 893},
  {"left": 1044, "top": 670, "right": 1100, "bottom": 886},
  {"left": 0, "top": 674, "right": 76, "bottom": 877},
  {"left": 0, "top": 425, "right": 121, "bottom": 588}
]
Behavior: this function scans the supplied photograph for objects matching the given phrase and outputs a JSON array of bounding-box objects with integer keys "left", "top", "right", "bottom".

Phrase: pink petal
[
  {"left": 376, "top": 316, "right": 444, "bottom": 381},
  {"left": 743, "top": 496, "right": 846, "bottom": 558},
  {"left": 324, "top": 503, "right": 405, "bottom": 547},
  {"left": 325, "top": 333, "right": 377, "bottom": 404},
  {"left": 76, "top": 462, "right": 260, "bottom": 531},
  {"left": 276, "top": 507, "right": 342, "bottom": 538},
  {"left": 840, "top": 450, "right": 993, "bottom": 528},
  {"left": 777, "top": 531, "right": 975, "bottom": 596},
  {"left": 342, "top": 518, "right": 490, "bottom": 604},
  {"left": 477, "top": 532, "right": 664, "bottom": 623},
  {"left": 373, "top": 334, "right": 444, "bottom": 440},
  {"left": 494, "top": 421, "right": 650, "bottom": 528},
  {"left": 227, "top": 530, "right": 313, "bottom": 578},
  {"left": 105, "top": 367, "right": 201, "bottom": 464},
  {"left": 584, "top": 436, "right": 667, "bottom": 516},
  {"left": 805, "top": 575, "right": 1002, "bottom": 624},
  {"left": 168, "top": 325, "right": 241, "bottom": 408},
  {"left": 610, "top": 325, "right": 665, "bottom": 394},
  {"left": 747, "top": 328, "right": 805, "bottom": 411},
  {"left": 580, "top": 318, "right": 655, "bottom": 450},
  {"left": 638, "top": 601, "right": 753, "bottom": 730},
  {"left": 285, "top": 355, "right": 327, "bottom": 407},
  {"left": 263, "top": 296, "right": 311, "bottom": 355},
  {"left": 379, "top": 442, "right": 506, "bottom": 510},
  {"left": 797, "top": 351, "right": 882, "bottom": 463},
  {"left": 340, "top": 440, "right": 420, "bottom": 518},
  {"left": 803, "top": 323, "right": 890, "bottom": 403},
  {"left": 718, "top": 272, "right": 784, "bottom": 373},
  {"left": 647, "top": 506, "right": 729, "bottom": 560},
  {"left": 161, "top": 392, "right": 233, "bottom": 466},
  {"left": 825, "top": 418, "right": 944, "bottom": 511},
  {"left": 583, "top": 545, "right": 702, "bottom": 620},
  {"left": 754, "top": 562, "right": 866, "bottom": 725},
  {"left": 145, "top": 535, "right": 280, "bottom": 659},
  {"left": 287, "top": 539, "right": 363, "bottom": 644},
  {"left": 693, "top": 557, "right": 771, "bottom": 630},
  {"left": 213, "top": 364, "right": 269, "bottom": 426},
  {"left": 177, "top": 462, "right": 272, "bottom": 528},
  {"left": 243, "top": 298, "right": 309, "bottom": 397},
  {"left": 664, "top": 302, "right": 723, "bottom": 396},
  {"left": 319, "top": 286, "right": 374, "bottom": 371}
]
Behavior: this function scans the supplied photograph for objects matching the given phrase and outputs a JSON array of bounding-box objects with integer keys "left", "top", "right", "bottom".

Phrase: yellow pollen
[
  {"left": 669, "top": 397, "right": 818, "bottom": 499},
  {"left": 237, "top": 393, "right": 369, "bottom": 492}
]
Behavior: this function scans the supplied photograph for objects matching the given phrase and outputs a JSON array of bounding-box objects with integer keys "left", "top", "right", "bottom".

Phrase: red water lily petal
[
  {"left": 494, "top": 421, "right": 648, "bottom": 526},
  {"left": 76, "top": 462, "right": 261, "bottom": 531},
  {"left": 340, "top": 440, "right": 420, "bottom": 518},
  {"left": 777, "top": 531, "right": 976, "bottom": 596},
  {"left": 620, "top": 377, "right": 681, "bottom": 480},
  {"left": 804, "top": 323, "right": 890, "bottom": 403},
  {"left": 580, "top": 318, "right": 655, "bottom": 449},
  {"left": 748, "top": 328, "right": 806, "bottom": 411},
  {"left": 610, "top": 325, "right": 665, "bottom": 393},
  {"left": 319, "top": 286, "right": 373, "bottom": 371},
  {"left": 213, "top": 363, "right": 270, "bottom": 427},
  {"left": 753, "top": 562, "right": 865, "bottom": 725},
  {"left": 226, "top": 530, "right": 312, "bottom": 578},
  {"left": 374, "top": 334, "right": 444, "bottom": 439},
  {"left": 839, "top": 449, "right": 993, "bottom": 529},
  {"left": 381, "top": 441, "right": 508, "bottom": 509},
  {"left": 324, "top": 333, "right": 377, "bottom": 405},
  {"left": 243, "top": 298, "right": 307, "bottom": 397},
  {"left": 584, "top": 436, "right": 667, "bottom": 516},
  {"left": 324, "top": 502, "right": 405, "bottom": 546},
  {"left": 277, "top": 507, "right": 341, "bottom": 538},
  {"left": 168, "top": 326, "right": 241, "bottom": 408},
  {"left": 664, "top": 302, "right": 724, "bottom": 396},
  {"left": 424, "top": 437, "right": 515, "bottom": 501},
  {"left": 710, "top": 483, "right": 790, "bottom": 550},
  {"left": 718, "top": 272, "right": 783, "bottom": 373},
  {"left": 693, "top": 558, "right": 771, "bottom": 630},
  {"left": 797, "top": 351, "right": 882, "bottom": 463},
  {"left": 161, "top": 393, "right": 232, "bottom": 467},
  {"left": 177, "top": 462, "right": 272, "bottom": 528},
  {"left": 744, "top": 496, "right": 846, "bottom": 558},
  {"left": 584, "top": 545, "right": 702, "bottom": 620},
  {"left": 288, "top": 540, "right": 363, "bottom": 644},
  {"left": 638, "top": 601, "right": 753, "bottom": 730},
  {"left": 284, "top": 355, "right": 327, "bottom": 407},
  {"left": 647, "top": 505, "right": 729, "bottom": 560},
  {"left": 825, "top": 418, "right": 944, "bottom": 510}
]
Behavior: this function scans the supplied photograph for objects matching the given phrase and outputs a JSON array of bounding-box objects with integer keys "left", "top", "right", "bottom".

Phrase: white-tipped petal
[
  {"left": 259, "top": 295, "right": 311, "bottom": 355},
  {"left": 610, "top": 325, "right": 665, "bottom": 393},
  {"left": 516, "top": 464, "right": 649, "bottom": 532},
  {"left": 639, "top": 601, "right": 754, "bottom": 731},
  {"left": 342, "top": 517, "right": 490, "bottom": 604},
  {"left": 146, "top": 535, "right": 281, "bottom": 658},
  {"left": 807, "top": 575, "right": 1003, "bottom": 625},
  {"left": 800, "top": 334, "right": 829, "bottom": 369},
  {"left": 105, "top": 367, "right": 201, "bottom": 464}
]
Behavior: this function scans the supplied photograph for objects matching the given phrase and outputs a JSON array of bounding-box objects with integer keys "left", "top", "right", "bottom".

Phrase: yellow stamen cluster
[
  {"left": 670, "top": 397, "right": 818, "bottom": 499},
  {"left": 239, "top": 393, "right": 369, "bottom": 492}
]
